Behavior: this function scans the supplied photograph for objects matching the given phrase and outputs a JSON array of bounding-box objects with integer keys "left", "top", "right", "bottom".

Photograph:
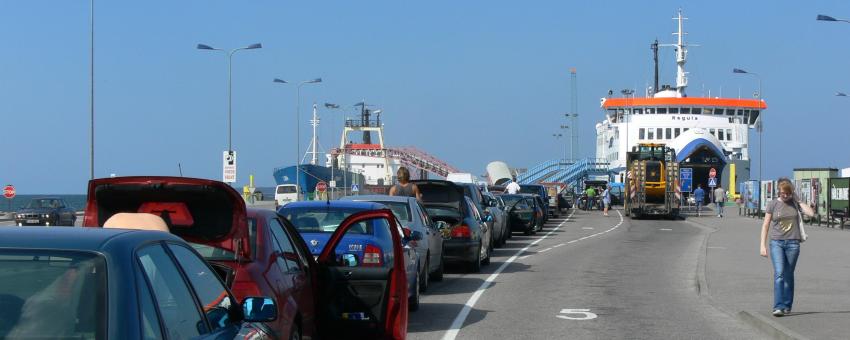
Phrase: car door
[
  {"left": 269, "top": 217, "right": 316, "bottom": 334},
  {"left": 416, "top": 201, "right": 441, "bottom": 271},
  {"left": 316, "top": 209, "right": 407, "bottom": 340}
]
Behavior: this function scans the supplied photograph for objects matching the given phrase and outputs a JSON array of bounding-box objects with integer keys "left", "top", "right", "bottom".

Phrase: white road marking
[
  {"left": 659, "top": 228, "right": 672, "bottom": 231},
  {"left": 553, "top": 243, "right": 565, "bottom": 248},
  {"left": 582, "top": 227, "right": 594, "bottom": 230},
  {"left": 556, "top": 308, "right": 598, "bottom": 321},
  {"left": 707, "top": 246, "right": 726, "bottom": 249},
  {"left": 442, "top": 210, "right": 624, "bottom": 340},
  {"left": 539, "top": 247, "right": 552, "bottom": 253},
  {"left": 518, "top": 255, "right": 531, "bottom": 260}
]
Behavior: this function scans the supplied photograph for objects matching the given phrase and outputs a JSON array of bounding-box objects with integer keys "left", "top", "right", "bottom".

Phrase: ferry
[{"left": 596, "top": 9, "right": 766, "bottom": 192}]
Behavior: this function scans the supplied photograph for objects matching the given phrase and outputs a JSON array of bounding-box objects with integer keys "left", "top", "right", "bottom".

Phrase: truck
[{"left": 625, "top": 143, "right": 680, "bottom": 219}]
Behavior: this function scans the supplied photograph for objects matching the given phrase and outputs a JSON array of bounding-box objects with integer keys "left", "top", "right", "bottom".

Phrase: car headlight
[{"left": 43, "top": 214, "right": 50, "bottom": 218}]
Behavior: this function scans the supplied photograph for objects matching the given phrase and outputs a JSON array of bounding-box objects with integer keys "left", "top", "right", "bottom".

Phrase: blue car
[{"left": 278, "top": 200, "right": 422, "bottom": 311}]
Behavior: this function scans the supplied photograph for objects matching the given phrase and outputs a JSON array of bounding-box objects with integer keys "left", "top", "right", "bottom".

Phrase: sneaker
[
  {"left": 783, "top": 309, "right": 791, "bottom": 315},
  {"left": 772, "top": 309, "right": 784, "bottom": 317}
]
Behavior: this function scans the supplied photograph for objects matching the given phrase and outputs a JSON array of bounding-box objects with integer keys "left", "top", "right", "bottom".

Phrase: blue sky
[{"left": 2, "top": 1, "right": 849, "bottom": 193}]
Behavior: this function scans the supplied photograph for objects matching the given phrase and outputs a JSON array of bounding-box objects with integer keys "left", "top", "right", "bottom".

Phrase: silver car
[{"left": 342, "top": 195, "right": 447, "bottom": 291}]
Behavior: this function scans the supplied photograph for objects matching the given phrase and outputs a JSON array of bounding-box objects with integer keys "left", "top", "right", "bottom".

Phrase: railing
[
  {"left": 517, "top": 159, "right": 561, "bottom": 184},
  {"left": 332, "top": 146, "right": 460, "bottom": 178}
]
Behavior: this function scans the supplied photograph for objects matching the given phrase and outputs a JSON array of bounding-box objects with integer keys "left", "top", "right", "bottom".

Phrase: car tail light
[
  {"left": 362, "top": 244, "right": 383, "bottom": 267},
  {"left": 451, "top": 224, "right": 472, "bottom": 238}
]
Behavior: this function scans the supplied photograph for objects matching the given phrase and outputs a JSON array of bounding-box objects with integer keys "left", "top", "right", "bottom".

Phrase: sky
[{"left": 2, "top": 0, "right": 849, "bottom": 194}]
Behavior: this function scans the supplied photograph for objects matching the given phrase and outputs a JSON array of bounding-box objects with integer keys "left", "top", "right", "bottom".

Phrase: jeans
[
  {"left": 716, "top": 202, "right": 724, "bottom": 216},
  {"left": 770, "top": 239, "right": 801, "bottom": 310}
]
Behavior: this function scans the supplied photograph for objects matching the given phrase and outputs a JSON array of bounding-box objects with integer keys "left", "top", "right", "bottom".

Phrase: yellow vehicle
[{"left": 625, "top": 143, "right": 680, "bottom": 219}]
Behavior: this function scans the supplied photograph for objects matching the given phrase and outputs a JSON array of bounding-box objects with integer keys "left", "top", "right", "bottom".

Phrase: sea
[{"left": 2, "top": 194, "right": 88, "bottom": 212}]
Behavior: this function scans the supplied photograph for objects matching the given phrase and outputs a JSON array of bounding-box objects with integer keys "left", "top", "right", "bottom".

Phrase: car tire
[
  {"left": 419, "top": 258, "right": 429, "bottom": 292},
  {"left": 432, "top": 253, "right": 444, "bottom": 281},
  {"left": 409, "top": 276, "right": 420, "bottom": 311},
  {"left": 289, "top": 323, "right": 302, "bottom": 340},
  {"left": 469, "top": 245, "right": 482, "bottom": 273}
]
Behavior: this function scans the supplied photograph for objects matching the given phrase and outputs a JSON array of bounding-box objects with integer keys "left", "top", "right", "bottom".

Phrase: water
[{"left": 1, "top": 194, "right": 87, "bottom": 212}]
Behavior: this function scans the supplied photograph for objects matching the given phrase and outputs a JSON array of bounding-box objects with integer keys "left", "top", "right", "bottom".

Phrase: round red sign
[
  {"left": 316, "top": 181, "right": 328, "bottom": 193},
  {"left": 709, "top": 168, "right": 717, "bottom": 178},
  {"left": 3, "top": 185, "right": 15, "bottom": 199}
]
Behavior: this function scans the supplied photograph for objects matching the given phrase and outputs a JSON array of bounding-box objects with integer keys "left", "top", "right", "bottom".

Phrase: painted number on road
[{"left": 556, "top": 309, "right": 597, "bottom": 320}]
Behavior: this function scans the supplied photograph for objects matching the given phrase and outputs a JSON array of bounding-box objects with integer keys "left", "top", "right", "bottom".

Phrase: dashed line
[
  {"left": 582, "top": 227, "right": 594, "bottom": 230},
  {"left": 539, "top": 247, "right": 552, "bottom": 253},
  {"left": 518, "top": 255, "right": 531, "bottom": 260},
  {"left": 659, "top": 228, "right": 672, "bottom": 231},
  {"left": 553, "top": 243, "right": 565, "bottom": 248},
  {"left": 442, "top": 210, "right": 625, "bottom": 340}
]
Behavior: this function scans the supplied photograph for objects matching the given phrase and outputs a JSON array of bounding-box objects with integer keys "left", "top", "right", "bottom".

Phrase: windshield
[
  {"left": 280, "top": 207, "right": 371, "bottom": 234},
  {"left": 0, "top": 250, "right": 106, "bottom": 339},
  {"left": 190, "top": 218, "right": 256, "bottom": 261},
  {"left": 276, "top": 186, "right": 296, "bottom": 194},
  {"left": 374, "top": 201, "right": 411, "bottom": 222},
  {"left": 25, "top": 199, "right": 61, "bottom": 209}
]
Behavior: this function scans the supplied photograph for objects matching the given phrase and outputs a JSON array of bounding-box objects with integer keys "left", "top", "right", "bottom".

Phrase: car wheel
[
  {"left": 469, "top": 245, "right": 482, "bottom": 273},
  {"left": 432, "top": 253, "right": 444, "bottom": 281},
  {"left": 409, "top": 274, "right": 420, "bottom": 311},
  {"left": 289, "top": 323, "right": 302, "bottom": 340},
  {"left": 419, "top": 257, "right": 429, "bottom": 292}
]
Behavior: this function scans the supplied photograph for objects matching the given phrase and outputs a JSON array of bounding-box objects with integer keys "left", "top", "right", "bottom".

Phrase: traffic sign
[
  {"left": 3, "top": 185, "right": 15, "bottom": 199},
  {"left": 351, "top": 184, "right": 360, "bottom": 193},
  {"left": 708, "top": 177, "right": 718, "bottom": 187},
  {"left": 222, "top": 151, "right": 237, "bottom": 183},
  {"left": 709, "top": 168, "right": 717, "bottom": 178},
  {"left": 680, "top": 168, "right": 693, "bottom": 193},
  {"left": 316, "top": 181, "right": 328, "bottom": 193}
]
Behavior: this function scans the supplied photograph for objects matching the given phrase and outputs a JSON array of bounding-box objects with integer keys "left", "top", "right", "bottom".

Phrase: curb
[{"left": 737, "top": 311, "right": 807, "bottom": 340}]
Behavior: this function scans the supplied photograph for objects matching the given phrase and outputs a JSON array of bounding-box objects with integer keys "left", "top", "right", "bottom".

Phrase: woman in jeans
[{"left": 759, "top": 178, "right": 814, "bottom": 317}]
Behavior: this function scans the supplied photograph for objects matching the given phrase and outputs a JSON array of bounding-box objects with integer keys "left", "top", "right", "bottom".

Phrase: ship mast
[
  {"left": 304, "top": 103, "right": 321, "bottom": 165},
  {"left": 672, "top": 9, "right": 688, "bottom": 97}
]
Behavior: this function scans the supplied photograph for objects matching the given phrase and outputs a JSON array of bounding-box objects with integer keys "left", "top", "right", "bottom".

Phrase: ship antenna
[
  {"left": 651, "top": 39, "right": 659, "bottom": 96},
  {"left": 660, "top": 8, "right": 698, "bottom": 98}
]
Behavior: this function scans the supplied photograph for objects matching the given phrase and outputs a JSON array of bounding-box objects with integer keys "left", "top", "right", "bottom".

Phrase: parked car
[
  {"left": 448, "top": 181, "right": 506, "bottom": 250},
  {"left": 279, "top": 200, "right": 422, "bottom": 311},
  {"left": 499, "top": 194, "right": 545, "bottom": 235},
  {"left": 0, "top": 226, "right": 278, "bottom": 339},
  {"left": 482, "top": 191, "right": 509, "bottom": 245},
  {"left": 342, "top": 194, "right": 448, "bottom": 289},
  {"left": 82, "top": 176, "right": 410, "bottom": 339},
  {"left": 412, "top": 180, "right": 491, "bottom": 273},
  {"left": 519, "top": 184, "right": 549, "bottom": 221},
  {"left": 14, "top": 197, "right": 77, "bottom": 226}
]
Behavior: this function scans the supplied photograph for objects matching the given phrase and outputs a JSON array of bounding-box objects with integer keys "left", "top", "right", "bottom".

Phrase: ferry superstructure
[{"left": 596, "top": 9, "right": 767, "bottom": 189}]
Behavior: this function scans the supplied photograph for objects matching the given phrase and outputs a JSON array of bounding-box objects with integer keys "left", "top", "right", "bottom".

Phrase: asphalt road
[{"left": 408, "top": 207, "right": 762, "bottom": 339}]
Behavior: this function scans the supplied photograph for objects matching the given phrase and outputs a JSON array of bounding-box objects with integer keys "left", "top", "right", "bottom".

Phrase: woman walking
[
  {"left": 389, "top": 166, "right": 422, "bottom": 201},
  {"left": 759, "top": 178, "right": 814, "bottom": 317}
]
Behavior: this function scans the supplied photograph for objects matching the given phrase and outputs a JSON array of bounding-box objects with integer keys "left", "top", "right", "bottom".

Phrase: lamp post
[
  {"left": 552, "top": 133, "right": 565, "bottom": 164},
  {"left": 565, "top": 113, "right": 578, "bottom": 161},
  {"left": 275, "top": 78, "right": 322, "bottom": 200},
  {"left": 621, "top": 89, "right": 634, "bottom": 159},
  {"left": 324, "top": 102, "right": 342, "bottom": 198},
  {"left": 559, "top": 125, "right": 569, "bottom": 164},
  {"left": 733, "top": 67, "right": 763, "bottom": 215},
  {"left": 197, "top": 43, "right": 262, "bottom": 154},
  {"left": 89, "top": 0, "right": 94, "bottom": 179}
]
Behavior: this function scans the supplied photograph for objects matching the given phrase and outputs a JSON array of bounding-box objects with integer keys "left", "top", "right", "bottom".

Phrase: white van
[
  {"left": 274, "top": 184, "right": 298, "bottom": 207},
  {"left": 446, "top": 172, "right": 477, "bottom": 184}
]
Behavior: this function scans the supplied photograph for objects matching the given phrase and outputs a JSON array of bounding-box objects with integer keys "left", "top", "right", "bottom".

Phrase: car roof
[
  {"left": 0, "top": 227, "right": 181, "bottom": 252},
  {"left": 342, "top": 195, "right": 413, "bottom": 203},
  {"left": 282, "top": 200, "right": 386, "bottom": 210}
]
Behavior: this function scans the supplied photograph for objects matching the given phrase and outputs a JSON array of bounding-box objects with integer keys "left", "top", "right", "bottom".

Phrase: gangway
[
  {"left": 548, "top": 158, "right": 611, "bottom": 190},
  {"left": 517, "top": 159, "right": 571, "bottom": 184}
]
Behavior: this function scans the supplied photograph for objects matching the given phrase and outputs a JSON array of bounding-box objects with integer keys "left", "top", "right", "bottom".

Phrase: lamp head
[
  {"left": 817, "top": 14, "right": 838, "bottom": 21},
  {"left": 732, "top": 68, "right": 748, "bottom": 74},
  {"left": 245, "top": 43, "right": 262, "bottom": 49},
  {"left": 273, "top": 78, "right": 288, "bottom": 84},
  {"left": 196, "top": 44, "right": 217, "bottom": 50}
]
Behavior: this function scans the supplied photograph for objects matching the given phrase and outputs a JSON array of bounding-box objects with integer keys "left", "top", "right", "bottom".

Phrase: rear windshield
[
  {"left": 190, "top": 218, "right": 258, "bottom": 261},
  {"left": 0, "top": 250, "right": 106, "bottom": 339},
  {"left": 423, "top": 205, "right": 461, "bottom": 220},
  {"left": 276, "top": 186, "right": 296, "bottom": 194},
  {"left": 374, "top": 201, "right": 411, "bottom": 222},
  {"left": 519, "top": 186, "right": 541, "bottom": 195},
  {"left": 280, "top": 207, "right": 371, "bottom": 234},
  {"left": 500, "top": 195, "right": 524, "bottom": 207}
]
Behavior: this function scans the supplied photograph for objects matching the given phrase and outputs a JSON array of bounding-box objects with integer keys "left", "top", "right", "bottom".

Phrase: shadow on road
[{"left": 407, "top": 303, "right": 491, "bottom": 333}]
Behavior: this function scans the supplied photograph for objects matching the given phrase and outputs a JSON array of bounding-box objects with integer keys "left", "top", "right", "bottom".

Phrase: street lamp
[
  {"left": 89, "top": 0, "right": 94, "bottom": 179},
  {"left": 564, "top": 113, "right": 578, "bottom": 161},
  {"left": 275, "top": 78, "right": 322, "bottom": 200},
  {"left": 817, "top": 14, "right": 850, "bottom": 23},
  {"left": 553, "top": 133, "right": 566, "bottom": 163},
  {"left": 837, "top": 92, "right": 848, "bottom": 97},
  {"left": 733, "top": 67, "right": 763, "bottom": 215},
  {"left": 559, "top": 125, "right": 569, "bottom": 164},
  {"left": 197, "top": 42, "right": 262, "bottom": 154},
  {"left": 621, "top": 89, "right": 634, "bottom": 161}
]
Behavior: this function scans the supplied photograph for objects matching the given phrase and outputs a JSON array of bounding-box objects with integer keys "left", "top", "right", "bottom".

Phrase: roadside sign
[
  {"left": 222, "top": 151, "right": 237, "bottom": 183},
  {"left": 3, "top": 185, "right": 15, "bottom": 199},
  {"left": 680, "top": 168, "right": 693, "bottom": 193},
  {"left": 351, "top": 184, "right": 360, "bottom": 193},
  {"left": 329, "top": 180, "right": 337, "bottom": 188},
  {"left": 709, "top": 168, "right": 717, "bottom": 178},
  {"left": 316, "top": 181, "right": 328, "bottom": 193},
  {"left": 708, "top": 177, "right": 718, "bottom": 187}
]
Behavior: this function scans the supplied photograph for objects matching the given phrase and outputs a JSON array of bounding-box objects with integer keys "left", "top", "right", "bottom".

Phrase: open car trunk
[{"left": 83, "top": 176, "right": 250, "bottom": 259}]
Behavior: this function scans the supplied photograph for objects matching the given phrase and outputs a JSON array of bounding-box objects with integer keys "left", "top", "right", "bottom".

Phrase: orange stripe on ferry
[{"left": 602, "top": 97, "right": 767, "bottom": 109}]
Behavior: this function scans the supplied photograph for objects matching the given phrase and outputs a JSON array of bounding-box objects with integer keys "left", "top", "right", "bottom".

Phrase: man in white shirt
[{"left": 505, "top": 176, "right": 521, "bottom": 194}]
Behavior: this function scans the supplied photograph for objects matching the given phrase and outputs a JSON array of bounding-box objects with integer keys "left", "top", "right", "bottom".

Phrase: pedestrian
[
  {"left": 602, "top": 184, "right": 611, "bottom": 216},
  {"left": 693, "top": 185, "right": 705, "bottom": 217},
  {"left": 505, "top": 176, "right": 521, "bottom": 194},
  {"left": 759, "top": 178, "right": 815, "bottom": 317},
  {"left": 389, "top": 166, "right": 422, "bottom": 200},
  {"left": 585, "top": 186, "right": 597, "bottom": 210},
  {"left": 713, "top": 184, "right": 726, "bottom": 217}
]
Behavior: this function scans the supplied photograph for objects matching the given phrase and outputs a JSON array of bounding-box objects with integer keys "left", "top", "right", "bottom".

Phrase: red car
[{"left": 83, "top": 176, "right": 409, "bottom": 340}]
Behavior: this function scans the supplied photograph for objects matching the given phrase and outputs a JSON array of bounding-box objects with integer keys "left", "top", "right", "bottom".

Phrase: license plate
[{"left": 26, "top": 219, "right": 40, "bottom": 224}]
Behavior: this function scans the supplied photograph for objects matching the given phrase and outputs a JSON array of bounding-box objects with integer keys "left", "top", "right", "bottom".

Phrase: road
[{"left": 407, "top": 207, "right": 761, "bottom": 339}]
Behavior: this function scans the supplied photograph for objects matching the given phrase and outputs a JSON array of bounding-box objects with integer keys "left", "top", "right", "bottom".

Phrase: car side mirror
[
  {"left": 242, "top": 297, "right": 277, "bottom": 322},
  {"left": 402, "top": 227, "right": 412, "bottom": 238},
  {"left": 410, "top": 230, "right": 424, "bottom": 241}
]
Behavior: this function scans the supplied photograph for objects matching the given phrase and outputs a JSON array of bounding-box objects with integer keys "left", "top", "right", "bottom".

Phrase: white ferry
[{"left": 596, "top": 10, "right": 766, "bottom": 191}]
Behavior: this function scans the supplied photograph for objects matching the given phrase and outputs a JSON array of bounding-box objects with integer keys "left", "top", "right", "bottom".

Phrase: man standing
[
  {"left": 714, "top": 184, "right": 727, "bottom": 217},
  {"left": 505, "top": 176, "right": 521, "bottom": 194},
  {"left": 693, "top": 184, "right": 705, "bottom": 217},
  {"left": 585, "top": 186, "right": 597, "bottom": 210},
  {"left": 602, "top": 184, "right": 612, "bottom": 216}
]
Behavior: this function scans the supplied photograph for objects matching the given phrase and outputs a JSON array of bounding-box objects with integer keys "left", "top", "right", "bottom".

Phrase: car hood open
[{"left": 83, "top": 176, "right": 249, "bottom": 258}]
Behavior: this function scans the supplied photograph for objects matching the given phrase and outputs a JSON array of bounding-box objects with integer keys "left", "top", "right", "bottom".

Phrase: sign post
[
  {"left": 351, "top": 184, "right": 360, "bottom": 194},
  {"left": 223, "top": 151, "right": 237, "bottom": 183},
  {"left": 4, "top": 184, "right": 15, "bottom": 212},
  {"left": 316, "top": 181, "right": 327, "bottom": 193}
]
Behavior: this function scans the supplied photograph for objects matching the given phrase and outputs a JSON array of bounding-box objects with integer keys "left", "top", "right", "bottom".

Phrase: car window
[
  {"left": 467, "top": 198, "right": 481, "bottom": 221},
  {"left": 0, "top": 250, "right": 106, "bottom": 340},
  {"left": 269, "top": 218, "right": 302, "bottom": 271},
  {"left": 416, "top": 202, "right": 431, "bottom": 227},
  {"left": 167, "top": 244, "right": 235, "bottom": 331},
  {"left": 280, "top": 207, "right": 371, "bottom": 234},
  {"left": 277, "top": 185, "right": 296, "bottom": 194},
  {"left": 137, "top": 244, "right": 207, "bottom": 338},
  {"left": 137, "top": 268, "right": 164, "bottom": 340},
  {"left": 375, "top": 201, "right": 412, "bottom": 222}
]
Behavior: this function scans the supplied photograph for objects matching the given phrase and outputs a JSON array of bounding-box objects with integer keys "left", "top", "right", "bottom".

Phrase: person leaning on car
[
  {"left": 389, "top": 166, "right": 422, "bottom": 201},
  {"left": 505, "top": 177, "right": 521, "bottom": 194}
]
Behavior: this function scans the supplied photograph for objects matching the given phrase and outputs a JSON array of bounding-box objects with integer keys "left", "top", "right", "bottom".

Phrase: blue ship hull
[{"left": 273, "top": 164, "right": 365, "bottom": 192}]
